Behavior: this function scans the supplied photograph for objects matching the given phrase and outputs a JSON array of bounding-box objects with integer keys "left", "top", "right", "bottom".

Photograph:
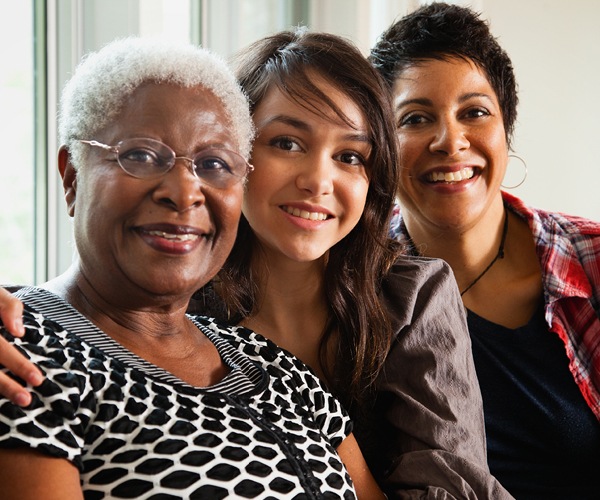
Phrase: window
[{"left": 0, "top": 0, "right": 35, "bottom": 284}]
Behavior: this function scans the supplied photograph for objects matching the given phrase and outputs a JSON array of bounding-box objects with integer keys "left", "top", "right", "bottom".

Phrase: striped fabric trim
[{"left": 15, "top": 287, "right": 262, "bottom": 396}]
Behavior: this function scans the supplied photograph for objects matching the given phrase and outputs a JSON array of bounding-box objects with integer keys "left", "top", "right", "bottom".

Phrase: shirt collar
[{"left": 502, "top": 191, "right": 593, "bottom": 303}]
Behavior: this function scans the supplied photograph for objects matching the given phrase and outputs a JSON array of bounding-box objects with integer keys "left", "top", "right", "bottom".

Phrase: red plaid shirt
[{"left": 389, "top": 191, "right": 600, "bottom": 421}]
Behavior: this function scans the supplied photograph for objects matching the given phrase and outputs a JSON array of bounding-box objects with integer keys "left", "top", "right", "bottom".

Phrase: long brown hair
[{"left": 201, "top": 29, "right": 401, "bottom": 412}]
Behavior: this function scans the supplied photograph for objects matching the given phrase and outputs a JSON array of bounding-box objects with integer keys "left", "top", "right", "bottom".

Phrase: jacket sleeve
[{"left": 373, "top": 256, "right": 513, "bottom": 500}]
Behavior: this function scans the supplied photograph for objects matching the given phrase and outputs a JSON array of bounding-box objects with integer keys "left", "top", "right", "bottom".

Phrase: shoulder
[
  {"left": 504, "top": 193, "right": 600, "bottom": 280},
  {"left": 381, "top": 255, "right": 461, "bottom": 330},
  {"left": 386, "top": 254, "right": 455, "bottom": 288},
  {"left": 191, "top": 316, "right": 352, "bottom": 443},
  {"left": 1, "top": 307, "right": 113, "bottom": 405},
  {"left": 504, "top": 191, "right": 600, "bottom": 239},
  {"left": 2, "top": 305, "right": 86, "bottom": 364},
  {"left": 195, "top": 316, "right": 306, "bottom": 366},
  {"left": 533, "top": 207, "right": 600, "bottom": 239},
  {"left": 191, "top": 315, "right": 334, "bottom": 392},
  {"left": 0, "top": 307, "right": 102, "bottom": 469}
]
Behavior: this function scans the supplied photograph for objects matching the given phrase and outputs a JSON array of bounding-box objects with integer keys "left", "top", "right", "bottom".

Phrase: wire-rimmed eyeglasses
[{"left": 79, "top": 138, "right": 253, "bottom": 189}]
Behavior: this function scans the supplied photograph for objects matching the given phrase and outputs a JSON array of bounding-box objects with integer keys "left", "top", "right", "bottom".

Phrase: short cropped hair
[
  {"left": 369, "top": 2, "right": 518, "bottom": 148},
  {"left": 59, "top": 36, "right": 254, "bottom": 168}
]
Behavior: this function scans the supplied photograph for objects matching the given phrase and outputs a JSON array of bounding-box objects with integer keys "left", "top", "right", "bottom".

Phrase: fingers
[
  {"left": 0, "top": 332, "right": 44, "bottom": 407},
  {"left": 0, "top": 369, "right": 35, "bottom": 407},
  {"left": 0, "top": 287, "right": 44, "bottom": 406},
  {"left": 0, "top": 286, "right": 25, "bottom": 337}
]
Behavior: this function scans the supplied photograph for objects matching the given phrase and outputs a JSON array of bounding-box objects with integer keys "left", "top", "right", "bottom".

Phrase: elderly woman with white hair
[{"left": 0, "top": 37, "right": 382, "bottom": 500}]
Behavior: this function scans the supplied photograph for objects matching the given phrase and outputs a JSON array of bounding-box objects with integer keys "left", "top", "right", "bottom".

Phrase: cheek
[
  {"left": 73, "top": 174, "right": 116, "bottom": 230},
  {"left": 242, "top": 164, "right": 287, "bottom": 215},
  {"left": 241, "top": 179, "right": 260, "bottom": 219},
  {"left": 212, "top": 186, "right": 243, "bottom": 231},
  {"left": 396, "top": 134, "right": 421, "bottom": 169},
  {"left": 480, "top": 126, "right": 508, "bottom": 174},
  {"left": 243, "top": 153, "right": 273, "bottom": 196},
  {"left": 342, "top": 176, "right": 369, "bottom": 222},
  {"left": 242, "top": 172, "right": 265, "bottom": 200},
  {"left": 491, "top": 131, "right": 508, "bottom": 158}
]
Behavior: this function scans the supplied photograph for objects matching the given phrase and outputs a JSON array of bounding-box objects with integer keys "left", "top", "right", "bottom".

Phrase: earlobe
[{"left": 58, "top": 145, "right": 77, "bottom": 217}]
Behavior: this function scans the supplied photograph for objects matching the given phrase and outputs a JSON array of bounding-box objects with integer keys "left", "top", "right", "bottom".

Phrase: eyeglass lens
[{"left": 116, "top": 138, "right": 246, "bottom": 188}]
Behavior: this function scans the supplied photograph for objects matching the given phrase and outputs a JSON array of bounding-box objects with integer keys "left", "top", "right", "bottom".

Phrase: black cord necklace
[{"left": 460, "top": 205, "right": 508, "bottom": 297}]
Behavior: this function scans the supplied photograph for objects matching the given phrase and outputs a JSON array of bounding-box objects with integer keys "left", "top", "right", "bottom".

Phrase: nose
[
  {"left": 174, "top": 156, "right": 198, "bottom": 178},
  {"left": 152, "top": 159, "right": 206, "bottom": 211},
  {"left": 429, "top": 116, "right": 470, "bottom": 156},
  {"left": 295, "top": 153, "right": 334, "bottom": 196}
]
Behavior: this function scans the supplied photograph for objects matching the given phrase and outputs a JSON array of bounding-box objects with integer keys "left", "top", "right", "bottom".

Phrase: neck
[
  {"left": 403, "top": 195, "right": 507, "bottom": 293},
  {"left": 42, "top": 262, "right": 192, "bottom": 347},
  {"left": 42, "top": 262, "right": 229, "bottom": 388},
  {"left": 241, "top": 250, "right": 331, "bottom": 379},
  {"left": 402, "top": 194, "right": 544, "bottom": 328}
]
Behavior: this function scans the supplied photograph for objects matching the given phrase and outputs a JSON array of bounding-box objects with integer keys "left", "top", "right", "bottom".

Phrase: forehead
[
  {"left": 393, "top": 57, "right": 498, "bottom": 107},
  {"left": 255, "top": 73, "right": 368, "bottom": 131},
  {"left": 100, "top": 83, "right": 238, "bottom": 150}
]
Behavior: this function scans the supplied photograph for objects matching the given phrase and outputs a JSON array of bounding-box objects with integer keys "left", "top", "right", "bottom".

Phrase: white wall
[{"left": 482, "top": 0, "right": 600, "bottom": 220}]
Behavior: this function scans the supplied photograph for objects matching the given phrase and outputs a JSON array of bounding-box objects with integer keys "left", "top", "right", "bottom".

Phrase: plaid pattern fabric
[{"left": 389, "top": 191, "right": 600, "bottom": 421}]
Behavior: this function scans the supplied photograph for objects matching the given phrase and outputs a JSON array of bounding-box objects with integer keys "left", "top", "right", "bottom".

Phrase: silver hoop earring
[{"left": 501, "top": 154, "right": 528, "bottom": 189}]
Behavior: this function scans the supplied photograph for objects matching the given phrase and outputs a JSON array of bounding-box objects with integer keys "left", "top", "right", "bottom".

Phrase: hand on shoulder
[{"left": 0, "top": 285, "right": 44, "bottom": 406}]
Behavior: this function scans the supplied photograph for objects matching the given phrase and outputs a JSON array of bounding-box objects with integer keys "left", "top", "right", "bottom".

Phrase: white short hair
[{"left": 59, "top": 36, "right": 254, "bottom": 168}]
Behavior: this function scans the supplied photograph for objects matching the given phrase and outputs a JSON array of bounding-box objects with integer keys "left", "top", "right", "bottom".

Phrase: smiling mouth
[
  {"left": 281, "top": 205, "right": 331, "bottom": 221},
  {"left": 426, "top": 166, "right": 475, "bottom": 183},
  {"left": 145, "top": 230, "right": 199, "bottom": 242}
]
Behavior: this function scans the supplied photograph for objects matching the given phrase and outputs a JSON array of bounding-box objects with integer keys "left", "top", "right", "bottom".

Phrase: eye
[
  {"left": 398, "top": 112, "right": 430, "bottom": 127},
  {"left": 195, "top": 156, "right": 232, "bottom": 173},
  {"left": 120, "top": 147, "right": 161, "bottom": 165},
  {"left": 463, "top": 107, "right": 490, "bottom": 119},
  {"left": 270, "top": 137, "right": 303, "bottom": 152},
  {"left": 335, "top": 152, "right": 365, "bottom": 166}
]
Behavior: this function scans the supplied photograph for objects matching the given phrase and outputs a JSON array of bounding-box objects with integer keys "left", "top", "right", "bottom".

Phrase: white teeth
[
  {"left": 147, "top": 230, "right": 198, "bottom": 241},
  {"left": 283, "top": 205, "right": 328, "bottom": 221},
  {"left": 427, "top": 167, "right": 474, "bottom": 183}
]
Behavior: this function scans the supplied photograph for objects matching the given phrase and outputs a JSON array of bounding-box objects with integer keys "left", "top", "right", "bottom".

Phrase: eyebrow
[
  {"left": 395, "top": 92, "right": 495, "bottom": 111},
  {"left": 257, "top": 114, "right": 311, "bottom": 132},
  {"left": 459, "top": 92, "right": 495, "bottom": 104},
  {"left": 199, "top": 142, "right": 231, "bottom": 150},
  {"left": 395, "top": 97, "right": 432, "bottom": 111},
  {"left": 344, "top": 133, "right": 372, "bottom": 145},
  {"left": 258, "top": 114, "right": 372, "bottom": 144}
]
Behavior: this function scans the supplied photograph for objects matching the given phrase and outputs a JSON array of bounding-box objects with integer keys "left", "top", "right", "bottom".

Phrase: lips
[
  {"left": 426, "top": 166, "right": 475, "bottom": 183},
  {"left": 136, "top": 224, "right": 207, "bottom": 254}
]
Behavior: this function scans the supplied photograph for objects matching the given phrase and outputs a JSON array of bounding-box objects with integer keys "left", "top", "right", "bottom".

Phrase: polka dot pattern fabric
[{"left": 0, "top": 289, "right": 356, "bottom": 499}]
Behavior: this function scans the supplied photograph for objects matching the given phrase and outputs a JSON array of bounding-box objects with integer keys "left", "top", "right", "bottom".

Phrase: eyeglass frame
[{"left": 78, "top": 138, "right": 254, "bottom": 189}]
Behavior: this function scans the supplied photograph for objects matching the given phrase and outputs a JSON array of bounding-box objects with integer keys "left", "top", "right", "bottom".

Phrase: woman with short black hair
[{"left": 370, "top": 3, "right": 600, "bottom": 498}]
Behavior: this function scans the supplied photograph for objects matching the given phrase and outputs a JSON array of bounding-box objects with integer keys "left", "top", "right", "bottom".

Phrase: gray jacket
[{"left": 368, "top": 255, "right": 513, "bottom": 499}]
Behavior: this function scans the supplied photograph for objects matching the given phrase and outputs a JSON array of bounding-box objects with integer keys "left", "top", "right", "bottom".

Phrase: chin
[
  {"left": 285, "top": 248, "right": 329, "bottom": 264},
  {"left": 137, "top": 270, "right": 211, "bottom": 299}
]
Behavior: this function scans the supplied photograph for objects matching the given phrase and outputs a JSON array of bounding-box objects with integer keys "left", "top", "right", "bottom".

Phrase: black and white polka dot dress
[{"left": 0, "top": 288, "right": 356, "bottom": 499}]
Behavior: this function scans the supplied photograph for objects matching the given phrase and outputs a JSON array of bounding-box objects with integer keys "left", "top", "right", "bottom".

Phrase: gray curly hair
[{"left": 59, "top": 36, "right": 255, "bottom": 169}]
